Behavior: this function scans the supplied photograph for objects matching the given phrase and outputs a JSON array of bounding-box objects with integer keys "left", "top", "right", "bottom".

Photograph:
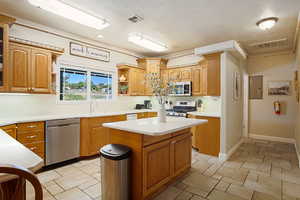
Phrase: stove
[{"left": 166, "top": 100, "right": 197, "bottom": 118}]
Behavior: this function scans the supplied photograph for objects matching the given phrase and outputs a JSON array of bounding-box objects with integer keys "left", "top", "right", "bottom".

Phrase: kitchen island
[
  {"left": 0, "top": 129, "right": 44, "bottom": 199},
  {"left": 103, "top": 117, "right": 206, "bottom": 200}
]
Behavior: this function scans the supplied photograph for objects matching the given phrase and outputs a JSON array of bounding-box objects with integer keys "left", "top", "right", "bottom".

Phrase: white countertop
[
  {"left": 103, "top": 117, "right": 207, "bottom": 136},
  {"left": 0, "top": 130, "right": 44, "bottom": 182},
  {"left": 187, "top": 111, "right": 220, "bottom": 118},
  {"left": 0, "top": 109, "right": 156, "bottom": 126}
]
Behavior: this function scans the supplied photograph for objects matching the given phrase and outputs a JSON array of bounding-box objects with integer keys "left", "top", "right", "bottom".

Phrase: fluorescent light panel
[
  {"left": 128, "top": 33, "right": 168, "bottom": 52},
  {"left": 28, "top": 0, "right": 109, "bottom": 30}
]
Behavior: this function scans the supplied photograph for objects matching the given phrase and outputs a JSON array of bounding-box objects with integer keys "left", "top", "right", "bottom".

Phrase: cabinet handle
[
  {"left": 26, "top": 135, "right": 37, "bottom": 139},
  {"left": 30, "top": 147, "right": 37, "bottom": 151},
  {"left": 27, "top": 125, "right": 37, "bottom": 128}
]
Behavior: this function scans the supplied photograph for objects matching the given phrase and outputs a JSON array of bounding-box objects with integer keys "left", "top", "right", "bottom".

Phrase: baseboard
[
  {"left": 218, "top": 138, "right": 244, "bottom": 162},
  {"left": 249, "top": 134, "right": 296, "bottom": 144},
  {"left": 294, "top": 142, "right": 300, "bottom": 168}
]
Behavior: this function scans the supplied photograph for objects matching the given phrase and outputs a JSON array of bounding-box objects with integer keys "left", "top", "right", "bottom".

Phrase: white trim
[
  {"left": 294, "top": 142, "right": 300, "bottom": 168},
  {"left": 249, "top": 134, "right": 296, "bottom": 144},
  {"left": 218, "top": 138, "right": 244, "bottom": 162}
]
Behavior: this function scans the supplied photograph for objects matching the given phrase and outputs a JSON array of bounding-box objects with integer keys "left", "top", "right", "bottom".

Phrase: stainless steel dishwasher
[{"left": 46, "top": 118, "right": 80, "bottom": 166}]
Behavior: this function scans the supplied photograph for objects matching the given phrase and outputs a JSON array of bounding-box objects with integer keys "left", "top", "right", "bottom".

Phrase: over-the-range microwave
[{"left": 169, "top": 81, "right": 192, "bottom": 96}]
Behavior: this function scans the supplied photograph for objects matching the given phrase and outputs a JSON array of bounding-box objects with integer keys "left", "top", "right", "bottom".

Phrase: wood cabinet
[
  {"left": 9, "top": 43, "right": 52, "bottom": 93},
  {"left": 0, "top": 124, "right": 17, "bottom": 139},
  {"left": 0, "top": 23, "right": 9, "bottom": 92},
  {"left": 192, "top": 53, "right": 220, "bottom": 96},
  {"left": 189, "top": 115, "right": 220, "bottom": 156},
  {"left": 143, "top": 140, "right": 172, "bottom": 196},
  {"left": 117, "top": 65, "right": 145, "bottom": 96},
  {"left": 109, "top": 128, "right": 191, "bottom": 200},
  {"left": 80, "top": 115, "right": 126, "bottom": 156},
  {"left": 137, "top": 58, "right": 168, "bottom": 96},
  {"left": 168, "top": 68, "right": 181, "bottom": 81},
  {"left": 16, "top": 121, "right": 45, "bottom": 159},
  {"left": 180, "top": 67, "right": 192, "bottom": 82}
]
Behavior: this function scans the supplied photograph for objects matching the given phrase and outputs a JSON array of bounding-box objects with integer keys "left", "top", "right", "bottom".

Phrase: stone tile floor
[{"left": 27, "top": 138, "right": 300, "bottom": 200}]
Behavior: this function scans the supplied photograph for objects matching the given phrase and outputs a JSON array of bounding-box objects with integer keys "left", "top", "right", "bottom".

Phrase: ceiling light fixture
[
  {"left": 128, "top": 33, "right": 168, "bottom": 52},
  {"left": 28, "top": 0, "right": 110, "bottom": 30},
  {"left": 97, "top": 34, "right": 103, "bottom": 38},
  {"left": 256, "top": 17, "right": 278, "bottom": 30}
]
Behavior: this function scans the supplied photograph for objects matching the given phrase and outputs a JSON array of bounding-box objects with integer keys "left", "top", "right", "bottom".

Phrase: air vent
[
  {"left": 249, "top": 38, "right": 288, "bottom": 49},
  {"left": 128, "top": 15, "right": 143, "bottom": 23}
]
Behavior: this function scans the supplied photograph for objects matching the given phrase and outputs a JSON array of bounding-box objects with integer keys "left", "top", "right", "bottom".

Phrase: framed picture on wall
[
  {"left": 268, "top": 81, "right": 291, "bottom": 96},
  {"left": 233, "top": 71, "right": 240, "bottom": 101}
]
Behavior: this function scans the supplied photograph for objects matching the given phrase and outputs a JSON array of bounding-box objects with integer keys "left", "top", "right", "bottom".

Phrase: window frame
[{"left": 57, "top": 63, "right": 116, "bottom": 104}]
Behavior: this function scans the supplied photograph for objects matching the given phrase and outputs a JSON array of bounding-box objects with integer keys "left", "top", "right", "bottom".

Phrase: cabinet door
[
  {"left": 192, "top": 67, "right": 201, "bottom": 96},
  {"left": 0, "top": 24, "right": 9, "bottom": 92},
  {"left": 205, "top": 53, "right": 220, "bottom": 96},
  {"left": 9, "top": 44, "right": 31, "bottom": 93},
  {"left": 143, "top": 140, "right": 172, "bottom": 196},
  {"left": 129, "top": 69, "right": 138, "bottom": 95},
  {"left": 136, "top": 68, "right": 145, "bottom": 95},
  {"left": 145, "top": 61, "right": 160, "bottom": 95},
  {"left": 200, "top": 65, "right": 208, "bottom": 96},
  {"left": 90, "top": 126, "right": 109, "bottom": 155},
  {"left": 168, "top": 68, "right": 181, "bottom": 82},
  {"left": 171, "top": 134, "right": 192, "bottom": 177},
  {"left": 194, "top": 116, "right": 220, "bottom": 156},
  {"left": 160, "top": 69, "right": 169, "bottom": 87},
  {"left": 181, "top": 67, "right": 192, "bottom": 82},
  {"left": 31, "top": 49, "right": 52, "bottom": 93}
]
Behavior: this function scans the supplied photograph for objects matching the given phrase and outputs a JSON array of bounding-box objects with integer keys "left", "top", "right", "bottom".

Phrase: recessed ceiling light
[
  {"left": 256, "top": 17, "right": 278, "bottom": 30},
  {"left": 97, "top": 34, "right": 103, "bottom": 38},
  {"left": 28, "top": 0, "right": 110, "bottom": 30},
  {"left": 128, "top": 33, "right": 168, "bottom": 52}
]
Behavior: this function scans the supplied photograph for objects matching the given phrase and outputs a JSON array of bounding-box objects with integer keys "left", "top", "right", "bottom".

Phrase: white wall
[
  {"left": 0, "top": 18, "right": 150, "bottom": 119},
  {"left": 247, "top": 51, "right": 297, "bottom": 139},
  {"left": 220, "top": 52, "right": 244, "bottom": 154}
]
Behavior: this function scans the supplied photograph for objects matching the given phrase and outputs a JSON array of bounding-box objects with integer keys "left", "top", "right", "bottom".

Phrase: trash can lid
[{"left": 100, "top": 144, "right": 131, "bottom": 161}]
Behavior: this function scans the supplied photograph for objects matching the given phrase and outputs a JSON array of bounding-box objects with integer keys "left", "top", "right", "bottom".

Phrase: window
[
  {"left": 59, "top": 66, "right": 114, "bottom": 101},
  {"left": 91, "top": 72, "right": 112, "bottom": 100},
  {"left": 60, "top": 68, "right": 87, "bottom": 101}
]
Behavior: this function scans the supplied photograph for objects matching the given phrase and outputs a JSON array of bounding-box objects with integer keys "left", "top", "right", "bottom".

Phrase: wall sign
[{"left": 70, "top": 42, "right": 110, "bottom": 62}]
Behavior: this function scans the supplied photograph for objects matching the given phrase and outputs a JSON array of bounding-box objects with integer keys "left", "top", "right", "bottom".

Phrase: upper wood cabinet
[
  {"left": 192, "top": 53, "right": 221, "bottom": 96},
  {"left": 180, "top": 67, "right": 192, "bottom": 82},
  {"left": 137, "top": 58, "right": 168, "bottom": 96},
  {"left": 31, "top": 49, "right": 52, "bottom": 93},
  {"left": 9, "top": 43, "right": 53, "bottom": 94},
  {"left": 117, "top": 65, "right": 145, "bottom": 96},
  {"left": 0, "top": 24, "right": 9, "bottom": 92}
]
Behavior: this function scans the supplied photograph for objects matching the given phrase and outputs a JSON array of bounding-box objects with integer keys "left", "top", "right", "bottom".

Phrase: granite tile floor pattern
[{"left": 26, "top": 138, "right": 300, "bottom": 200}]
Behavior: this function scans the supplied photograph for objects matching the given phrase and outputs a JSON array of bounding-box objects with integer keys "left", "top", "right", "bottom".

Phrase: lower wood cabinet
[
  {"left": 142, "top": 131, "right": 191, "bottom": 198},
  {"left": 189, "top": 115, "right": 220, "bottom": 156},
  {"left": 0, "top": 124, "right": 17, "bottom": 139},
  {"left": 16, "top": 121, "right": 45, "bottom": 159},
  {"left": 80, "top": 115, "right": 126, "bottom": 156}
]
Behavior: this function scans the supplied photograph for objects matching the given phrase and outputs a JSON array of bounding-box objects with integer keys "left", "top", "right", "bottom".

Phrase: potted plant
[{"left": 119, "top": 85, "right": 129, "bottom": 94}]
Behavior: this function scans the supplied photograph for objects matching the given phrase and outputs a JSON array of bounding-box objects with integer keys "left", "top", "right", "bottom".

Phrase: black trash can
[{"left": 100, "top": 144, "right": 131, "bottom": 200}]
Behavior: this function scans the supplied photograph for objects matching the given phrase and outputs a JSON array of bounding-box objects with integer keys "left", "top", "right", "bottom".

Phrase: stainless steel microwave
[{"left": 170, "top": 82, "right": 192, "bottom": 96}]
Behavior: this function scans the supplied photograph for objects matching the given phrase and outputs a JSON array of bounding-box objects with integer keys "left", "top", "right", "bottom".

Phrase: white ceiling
[{"left": 0, "top": 0, "right": 300, "bottom": 56}]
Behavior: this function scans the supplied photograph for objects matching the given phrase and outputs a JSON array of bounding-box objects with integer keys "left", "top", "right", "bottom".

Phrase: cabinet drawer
[
  {"left": 17, "top": 130, "right": 44, "bottom": 143},
  {"left": 143, "top": 134, "right": 171, "bottom": 147},
  {"left": 17, "top": 122, "right": 44, "bottom": 132},
  {"left": 24, "top": 142, "right": 45, "bottom": 158}
]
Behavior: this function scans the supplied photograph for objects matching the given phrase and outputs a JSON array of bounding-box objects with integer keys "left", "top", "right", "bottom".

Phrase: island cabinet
[
  {"left": 80, "top": 115, "right": 127, "bottom": 156},
  {"left": 108, "top": 128, "right": 191, "bottom": 200},
  {"left": 0, "top": 124, "right": 17, "bottom": 139},
  {"left": 137, "top": 112, "right": 158, "bottom": 119},
  {"left": 189, "top": 115, "right": 220, "bottom": 156}
]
